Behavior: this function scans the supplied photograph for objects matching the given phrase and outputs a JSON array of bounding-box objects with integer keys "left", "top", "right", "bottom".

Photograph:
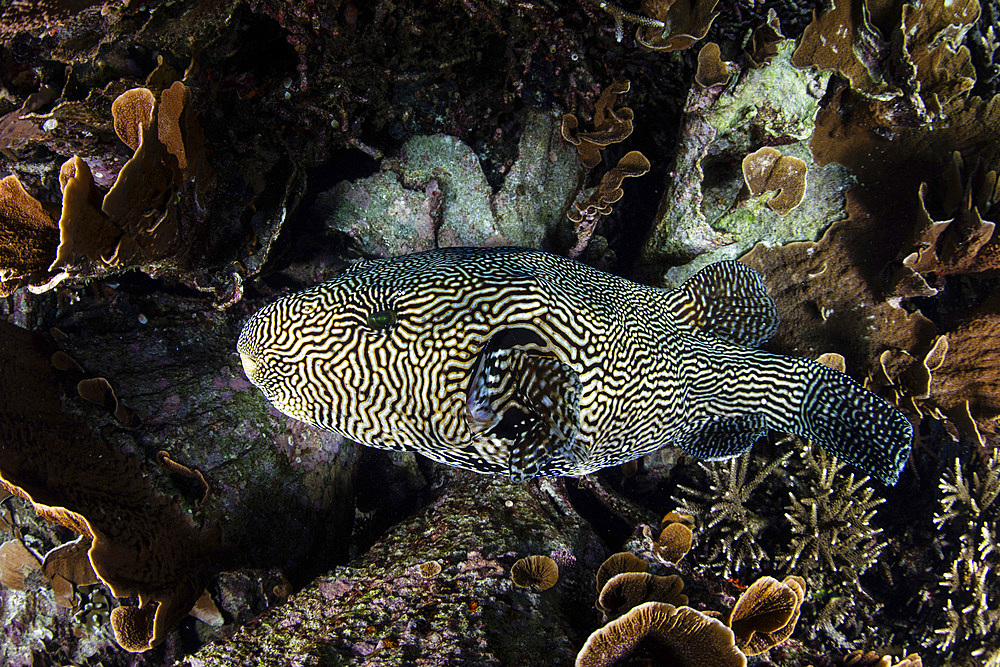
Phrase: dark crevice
[{"left": 563, "top": 479, "right": 633, "bottom": 551}]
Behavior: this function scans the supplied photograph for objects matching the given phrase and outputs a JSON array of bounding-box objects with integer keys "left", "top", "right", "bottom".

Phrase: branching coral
[
  {"left": 582, "top": 0, "right": 664, "bottom": 43},
  {"left": 931, "top": 452, "right": 1000, "bottom": 657},
  {"left": 673, "top": 451, "right": 791, "bottom": 578},
  {"left": 782, "top": 442, "right": 885, "bottom": 587}
]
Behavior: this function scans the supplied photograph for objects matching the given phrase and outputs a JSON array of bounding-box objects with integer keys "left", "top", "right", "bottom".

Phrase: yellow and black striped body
[{"left": 238, "top": 247, "right": 913, "bottom": 484}]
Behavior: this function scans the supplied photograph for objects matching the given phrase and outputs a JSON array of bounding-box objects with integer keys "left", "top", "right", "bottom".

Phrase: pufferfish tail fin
[
  {"left": 664, "top": 261, "right": 779, "bottom": 348},
  {"left": 790, "top": 361, "right": 914, "bottom": 486}
]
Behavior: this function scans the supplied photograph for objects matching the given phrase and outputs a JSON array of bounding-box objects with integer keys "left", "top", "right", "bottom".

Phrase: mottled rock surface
[{"left": 185, "top": 474, "right": 613, "bottom": 666}]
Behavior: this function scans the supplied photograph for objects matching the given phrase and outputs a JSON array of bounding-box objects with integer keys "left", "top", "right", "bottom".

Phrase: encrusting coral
[
  {"left": 0, "top": 320, "right": 223, "bottom": 652},
  {"left": 640, "top": 33, "right": 843, "bottom": 283},
  {"left": 0, "top": 0, "right": 102, "bottom": 36}
]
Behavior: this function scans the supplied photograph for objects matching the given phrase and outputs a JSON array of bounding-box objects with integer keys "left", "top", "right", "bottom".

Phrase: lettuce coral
[{"left": 0, "top": 80, "right": 213, "bottom": 296}]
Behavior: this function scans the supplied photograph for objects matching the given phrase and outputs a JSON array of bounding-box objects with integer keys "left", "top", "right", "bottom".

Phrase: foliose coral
[
  {"left": 510, "top": 554, "right": 559, "bottom": 591},
  {"left": 576, "top": 601, "right": 746, "bottom": 667},
  {"left": 635, "top": 0, "right": 722, "bottom": 53},
  {"left": 728, "top": 574, "right": 806, "bottom": 656},
  {"left": 0, "top": 79, "right": 213, "bottom": 297}
]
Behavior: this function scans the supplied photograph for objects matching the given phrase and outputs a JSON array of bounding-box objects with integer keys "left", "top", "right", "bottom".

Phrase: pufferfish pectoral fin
[
  {"left": 467, "top": 332, "right": 584, "bottom": 481},
  {"left": 671, "top": 413, "right": 770, "bottom": 461},
  {"left": 665, "top": 261, "right": 779, "bottom": 348}
]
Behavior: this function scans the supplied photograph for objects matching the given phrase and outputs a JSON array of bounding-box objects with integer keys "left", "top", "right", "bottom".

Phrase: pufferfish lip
[{"left": 239, "top": 351, "right": 259, "bottom": 382}]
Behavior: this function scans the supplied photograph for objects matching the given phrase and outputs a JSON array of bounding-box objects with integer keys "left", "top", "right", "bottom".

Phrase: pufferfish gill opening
[{"left": 238, "top": 247, "right": 913, "bottom": 485}]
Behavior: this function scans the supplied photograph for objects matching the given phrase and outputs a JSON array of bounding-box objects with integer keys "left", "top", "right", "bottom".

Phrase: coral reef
[
  {"left": 782, "top": 443, "right": 886, "bottom": 587},
  {"left": 185, "top": 474, "right": 608, "bottom": 665},
  {"left": 0, "top": 0, "right": 996, "bottom": 663},
  {"left": 673, "top": 450, "right": 791, "bottom": 578},
  {"left": 0, "top": 319, "right": 223, "bottom": 652},
  {"left": 640, "top": 36, "right": 848, "bottom": 284}
]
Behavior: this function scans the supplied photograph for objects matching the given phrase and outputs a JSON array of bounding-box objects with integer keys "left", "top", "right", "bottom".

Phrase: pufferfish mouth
[
  {"left": 465, "top": 326, "right": 552, "bottom": 425},
  {"left": 239, "top": 351, "right": 259, "bottom": 384}
]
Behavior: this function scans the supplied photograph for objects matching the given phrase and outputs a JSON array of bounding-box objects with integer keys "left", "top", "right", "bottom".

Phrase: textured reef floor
[{"left": 1, "top": 0, "right": 999, "bottom": 665}]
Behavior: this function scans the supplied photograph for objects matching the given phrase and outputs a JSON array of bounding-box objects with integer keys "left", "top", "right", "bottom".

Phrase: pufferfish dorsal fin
[
  {"left": 671, "top": 413, "right": 770, "bottom": 460},
  {"left": 467, "top": 328, "right": 583, "bottom": 481},
  {"left": 665, "top": 261, "right": 779, "bottom": 347}
]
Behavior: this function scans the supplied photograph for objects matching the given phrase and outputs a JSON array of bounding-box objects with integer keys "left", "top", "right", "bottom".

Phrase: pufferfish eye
[{"left": 366, "top": 309, "right": 397, "bottom": 330}]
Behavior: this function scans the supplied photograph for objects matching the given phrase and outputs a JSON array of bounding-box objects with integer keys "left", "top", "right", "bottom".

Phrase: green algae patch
[{"left": 707, "top": 41, "right": 827, "bottom": 147}]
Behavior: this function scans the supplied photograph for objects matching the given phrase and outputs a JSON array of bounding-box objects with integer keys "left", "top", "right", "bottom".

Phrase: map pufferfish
[{"left": 237, "top": 247, "right": 913, "bottom": 485}]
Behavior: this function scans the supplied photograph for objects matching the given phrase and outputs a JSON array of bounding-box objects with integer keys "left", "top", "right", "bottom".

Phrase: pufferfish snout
[{"left": 238, "top": 246, "right": 913, "bottom": 485}]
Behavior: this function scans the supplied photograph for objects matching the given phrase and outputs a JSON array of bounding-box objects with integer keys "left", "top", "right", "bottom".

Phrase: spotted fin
[
  {"left": 666, "top": 261, "right": 779, "bottom": 347},
  {"left": 792, "top": 363, "right": 913, "bottom": 485},
  {"left": 672, "top": 413, "right": 769, "bottom": 461},
  {"left": 467, "top": 328, "right": 583, "bottom": 481}
]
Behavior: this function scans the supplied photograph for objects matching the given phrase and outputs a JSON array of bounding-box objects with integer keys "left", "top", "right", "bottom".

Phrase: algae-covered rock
[
  {"left": 186, "top": 474, "right": 612, "bottom": 666},
  {"left": 318, "top": 109, "right": 582, "bottom": 256},
  {"left": 640, "top": 41, "right": 850, "bottom": 285}
]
